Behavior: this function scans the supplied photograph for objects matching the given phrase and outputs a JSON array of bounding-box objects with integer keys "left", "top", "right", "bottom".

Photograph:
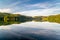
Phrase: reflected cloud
[
  {"left": 13, "top": 21, "right": 60, "bottom": 30},
  {"left": 0, "top": 21, "right": 60, "bottom": 40},
  {"left": 0, "top": 26, "right": 11, "bottom": 30}
]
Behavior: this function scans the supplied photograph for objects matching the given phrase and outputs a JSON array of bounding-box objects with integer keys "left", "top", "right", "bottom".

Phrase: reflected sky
[{"left": 0, "top": 21, "right": 60, "bottom": 40}]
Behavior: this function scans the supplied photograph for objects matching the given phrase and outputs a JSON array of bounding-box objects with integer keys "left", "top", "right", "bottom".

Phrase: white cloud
[
  {"left": 25, "top": 2, "right": 52, "bottom": 9},
  {"left": 13, "top": 2, "right": 60, "bottom": 16},
  {"left": 0, "top": 26, "right": 11, "bottom": 30},
  {"left": 7, "top": 2, "right": 20, "bottom": 8},
  {"left": 0, "top": 8, "right": 11, "bottom": 13},
  {"left": 5, "top": 0, "right": 30, "bottom": 8},
  {"left": 14, "top": 8, "right": 60, "bottom": 16}
]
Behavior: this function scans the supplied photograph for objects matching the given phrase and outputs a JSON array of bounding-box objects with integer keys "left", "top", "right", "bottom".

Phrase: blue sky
[{"left": 0, "top": 0, "right": 60, "bottom": 16}]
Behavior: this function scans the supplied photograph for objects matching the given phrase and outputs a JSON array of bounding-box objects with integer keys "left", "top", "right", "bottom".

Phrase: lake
[{"left": 0, "top": 21, "right": 60, "bottom": 40}]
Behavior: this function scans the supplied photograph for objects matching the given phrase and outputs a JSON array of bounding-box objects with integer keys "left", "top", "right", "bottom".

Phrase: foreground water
[{"left": 0, "top": 21, "right": 60, "bottom": 40}]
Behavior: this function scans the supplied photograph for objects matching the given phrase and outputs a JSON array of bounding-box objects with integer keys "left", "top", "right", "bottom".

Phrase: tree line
[
  {"left": 0, "top": 12, "right": 60, "bottom": 25},
  {"left": 0, "top": 12, "right": 33, "bottom": 22},
  {"left": 33, "top": 14, "right": 60, "bottom": 23}
]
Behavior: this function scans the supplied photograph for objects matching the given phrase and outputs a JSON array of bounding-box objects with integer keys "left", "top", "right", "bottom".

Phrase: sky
[{"left": 0, "top": 0, "right": 60, "bottom": 16}]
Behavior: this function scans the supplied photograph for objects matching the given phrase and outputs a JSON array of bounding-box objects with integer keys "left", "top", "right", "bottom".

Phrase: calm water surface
[{"left": 0, "top": 21, "right": 60, "bottom": 40}]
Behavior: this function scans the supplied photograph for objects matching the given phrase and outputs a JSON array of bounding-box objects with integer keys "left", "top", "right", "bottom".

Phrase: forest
[
  {"left": 34, "top": 14, "right": 60, "bottom": 23},
  {"left": 0, "top": 12, "right": 60, "bottom": 25}
]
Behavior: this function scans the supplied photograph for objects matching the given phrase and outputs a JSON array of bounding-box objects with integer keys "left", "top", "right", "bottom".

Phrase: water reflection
[
  {"left": 0, "top": 21, "right": 60, "bottom": 40},
  {"left": 0, "top": 19, "right": 60, "bottom": 26},
  {"left": 0, "top": 20, "right": 31, "bottom": 26},
  {"left": 0, "top": 19, "right": 60, "bottom": 40}
]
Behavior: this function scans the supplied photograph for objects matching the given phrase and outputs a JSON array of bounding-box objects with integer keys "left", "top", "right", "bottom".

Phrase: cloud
[
  {"left": 14, "top": 2, "right": 60, "bottom": 16},
  {"left": 24, "top": 1, "right": 60, "bottom": 9},
  {"left": 0, "top": 26, "right": 11, "bottom": 30},
  {"left": 12, "top": 21, "right": 60, "bottom": 30},
  {"left": 14, "top": 8, "right": 60, "bottom": 16},
  {"left": 0, "top": 0, "right": 60, "bottom": 16},
  {"left": 0, "top": 8, "right": 11, "bottom": 13},
  {"left": 6, "top": 1, "right": 20, "bottom": 8},
  {"left": 25, "top": 2, "right": 52, "bottom": 9},
  {"left": 13, "top": 2, "right": 60, "bottom": 12}
]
